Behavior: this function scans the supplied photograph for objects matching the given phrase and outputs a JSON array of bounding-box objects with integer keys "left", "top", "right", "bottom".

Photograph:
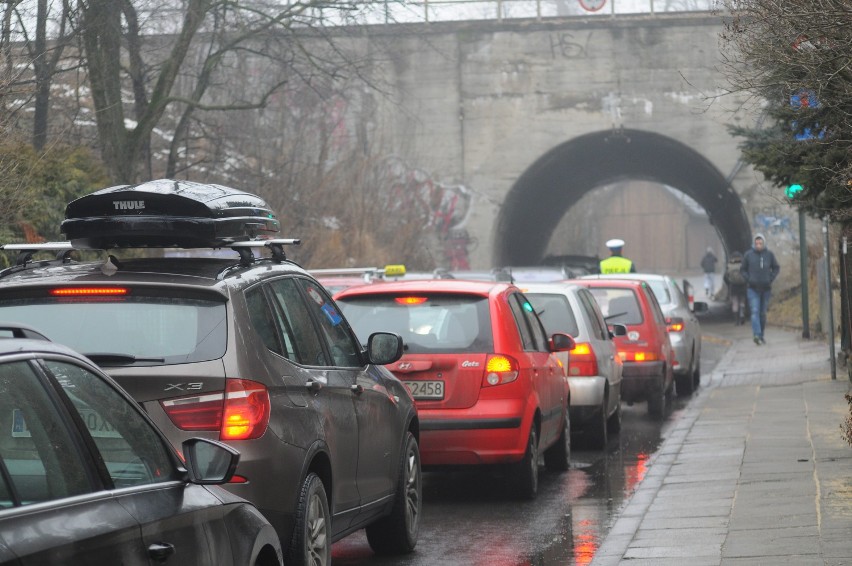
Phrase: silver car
[
  {"left": 580, "top": 274, "right": 706, "bottom": 396},
  {"left": 520, "top": 282, "right": 625, "bottom": 449}
]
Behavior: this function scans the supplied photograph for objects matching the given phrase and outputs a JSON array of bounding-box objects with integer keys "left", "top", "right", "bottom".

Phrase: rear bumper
[
  {"left": 418, "top": 399, "right": 532, "bottom": 466},
  {"left": 621, "top": 361, "right": 665, "bottom": 401},
  {"left": 567, "top": 376, "right": 606, "bottom": 425}
]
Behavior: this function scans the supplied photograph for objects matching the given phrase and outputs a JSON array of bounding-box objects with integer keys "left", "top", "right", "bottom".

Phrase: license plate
[
  {"left": 12, "top": 408, "right": 121, "bottom": 439},
  {"left": 404, "top": 380, "right": 444, "bottom": 400}
]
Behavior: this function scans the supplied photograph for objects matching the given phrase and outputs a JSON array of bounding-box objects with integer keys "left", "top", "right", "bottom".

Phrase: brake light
[
  {"left": 568, "top": 342, "right": 598, "bottom": 377},
  {"left": 666, "top": 317, "right": 685, "bottom": 332},
  {"left": 395, "top": 296, "right": 428, "bottom": 305},
  {"left": 160, "top": 379, "right": 270, "bottom": 441},
  {"left": 221, "top": 380, "right": 271, "bottom": 440},
  {"left": 50, "top": 287, "right": 128, "bottom": 296},
  {"left": 618, "top": 351, "right": 659, "bottom": 362},
  {"left": 483, "top": 354, "right": 519, "bottom": 387}
]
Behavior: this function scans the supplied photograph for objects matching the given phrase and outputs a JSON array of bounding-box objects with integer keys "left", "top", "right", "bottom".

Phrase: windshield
[
  {"left": 0, "top": 291, "right": 227, "bottom": 365},
  {"left": 525, "top": 293, "right": 579, "bottom": 336},
  {"left": 337, "top": 294, "right": 493, "bottom": 353},
  {"left": 588, "top": 288, "right": 644, "bottom": 325}
]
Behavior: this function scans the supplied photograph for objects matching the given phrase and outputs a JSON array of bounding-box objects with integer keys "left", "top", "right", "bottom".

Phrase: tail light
[
  {"left": 568, "top": 342, "right": 598, "bottom": 377},
  {"left": 161, "top": 379, "right": 270, "bottom": 441},
  {"left": 618, "top": 351, "right": 659, "bottom": 362},
  {"left": 483, "top": 354, "right": 519, "bottom": 387},
  {"left": 666, "top": 317, "right": 685, "bottom": 332}
]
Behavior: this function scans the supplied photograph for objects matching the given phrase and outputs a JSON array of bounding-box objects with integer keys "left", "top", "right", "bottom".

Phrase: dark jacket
[
  {"left": 700, "top": 252, "right": 717, "bottom": 273},
  {"left": 740, "top": 234, "right": 780, "bottom": 291}
]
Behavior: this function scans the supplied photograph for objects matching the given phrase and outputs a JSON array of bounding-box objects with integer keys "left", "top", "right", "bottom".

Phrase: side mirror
[
  {"left": 549, "top": 332, "right": 575, "bottom": 352},
  {"left": 692, "top": 301, "right": 709, "bottom": 314},
  {"left": 182, "top": 438, "right": 240, "bottom": 484},
  {"left": 609, "top": 323, "right": 628, "bottom": 338},
  {"left": 367, "top": 332, "right": 404, "bottom": 365}
]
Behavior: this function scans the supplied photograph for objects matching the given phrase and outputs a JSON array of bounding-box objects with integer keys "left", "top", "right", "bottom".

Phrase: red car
[
  {"left": 576, "top": 279, "right": 674, "bottom": 419},
  {"left": 335, "top": 280, "right": 574, "bottom": 498}
]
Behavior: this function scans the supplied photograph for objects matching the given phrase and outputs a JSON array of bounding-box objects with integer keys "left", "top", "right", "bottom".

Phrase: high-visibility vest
[{"left": 600, "top": 256, "right": 633, "bottom": 274}]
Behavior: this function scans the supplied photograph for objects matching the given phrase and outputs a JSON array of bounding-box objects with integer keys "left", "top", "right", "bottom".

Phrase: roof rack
[{"left": 1, "top": 238, "right": 302, "bottom": 271}]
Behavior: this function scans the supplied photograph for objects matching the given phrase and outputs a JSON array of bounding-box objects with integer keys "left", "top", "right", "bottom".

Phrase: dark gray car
[
  {"left": 0, "top": 180, "right": 422, "bottom": 566},
  {"left": 0, "top": 331, "right": 283, "bottom": 565}
]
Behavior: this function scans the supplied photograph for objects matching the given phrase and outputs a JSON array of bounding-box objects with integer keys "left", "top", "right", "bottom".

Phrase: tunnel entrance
[{"left": 494, "top": 128, "right": 752, "bottom": 269}]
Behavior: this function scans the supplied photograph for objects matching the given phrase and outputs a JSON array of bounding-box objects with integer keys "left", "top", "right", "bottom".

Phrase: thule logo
[{"left": 113, "top": 200, "right": 145, "bottom": 210}]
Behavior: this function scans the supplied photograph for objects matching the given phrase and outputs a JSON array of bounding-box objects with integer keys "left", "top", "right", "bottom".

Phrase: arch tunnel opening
[{"left": 493, "top": 128, "right": 752, "bottom": 270}]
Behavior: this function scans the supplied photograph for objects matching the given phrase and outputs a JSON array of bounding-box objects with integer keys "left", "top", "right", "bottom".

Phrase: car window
[
  {"left": 525, "top": 293, "right": 579, "bottom": 337},
  {"left": 643, "top": 286, "right": 667, "bottom": 326},
  {"left": 246, "top": 288, "right": 287, "bottom": 357},
  {"left": 297, "top": 280, "right": 362, "bottom": 368},
  {"left": 267, "top": 279, "right": 328, "bottom": 366},
  {"left": 578, "top": 290, "right": 608, "bottom": 340},
  {"left": 509, "top": 293, "right": 547, "bottom": 351},
  {"left": 337, "top": 293, "right": 493, "bottom": 354},
  {"left": 43, "top": 360, "right": 180, "bottom": 489},
  {"left": 588, "top": 288, "right": 644, "bottom": 325},
  {"left": 0, "top": 292, "right": 227, "bottom": 366},
  {"left": 0, "top": 360, "right": 92, "bottom": 507}
]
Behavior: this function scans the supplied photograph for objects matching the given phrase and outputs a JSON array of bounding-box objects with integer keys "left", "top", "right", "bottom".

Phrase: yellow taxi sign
[{"left": 383, "top": 264, "right": 406, "bottom": 277}]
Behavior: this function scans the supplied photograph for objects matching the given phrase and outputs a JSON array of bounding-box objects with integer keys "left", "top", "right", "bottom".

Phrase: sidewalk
[{"left": 591, "top": 318, "right": 852, "bottom": 566}]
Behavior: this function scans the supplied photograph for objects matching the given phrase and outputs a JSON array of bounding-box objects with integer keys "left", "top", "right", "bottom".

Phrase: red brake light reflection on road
[
  {"left": 50, "top": 287, "right": 129, "bottom": 296},
  {"left": 395, "top": 296, "right": 428, "bottom": 305}
]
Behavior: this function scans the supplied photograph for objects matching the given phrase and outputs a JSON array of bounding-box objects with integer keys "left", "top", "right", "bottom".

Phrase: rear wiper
[
  {"left": 604, "top": 312, "right": 627, "bottom": 321},
  {"left": 84, "top": 353, "right": 165, "bottom": 365}
]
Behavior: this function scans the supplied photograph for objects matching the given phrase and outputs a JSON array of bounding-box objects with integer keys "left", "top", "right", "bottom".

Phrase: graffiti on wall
[
  {"left": 753, "top": 205, "right": 795, "bottom": 241},
  {"left": 382, "top": 157, "right": 475, "bottom": 269}
]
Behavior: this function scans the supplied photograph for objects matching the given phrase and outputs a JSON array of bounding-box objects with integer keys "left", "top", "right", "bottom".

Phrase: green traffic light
[{"left": 785, "top": 183, "right": 804, "bottom": 199}]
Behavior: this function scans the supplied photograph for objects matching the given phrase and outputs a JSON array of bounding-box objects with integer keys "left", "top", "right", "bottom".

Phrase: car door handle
[
  {"left": 306, "top": 379, "right": 323, "bottom": 392},
  {"left": 351, "top": 384, "right": 364, "bottom": 395},
  {"left": 148, "top": 542, "right": 175, "bottom": 563}
]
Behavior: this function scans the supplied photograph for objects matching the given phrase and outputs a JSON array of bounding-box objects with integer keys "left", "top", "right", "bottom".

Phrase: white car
[
  {"left": 521, "top": 282, "right": 625, "bottom": 449},
  {"left": 580, "top": 274, "right": 706, "bottom": 396}
]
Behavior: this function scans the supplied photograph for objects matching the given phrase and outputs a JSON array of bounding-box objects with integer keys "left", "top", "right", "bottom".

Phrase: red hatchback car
[
  {"left": 335, "top": 280, "right": 574, "bottom": 498},
  {"left": 577, "top": 279, "right": 674, "bottom": 419}
]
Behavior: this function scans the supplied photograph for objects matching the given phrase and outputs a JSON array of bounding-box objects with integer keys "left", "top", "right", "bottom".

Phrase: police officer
[{"left": 599, "top": 238, "right": 636, "bottom": 274}]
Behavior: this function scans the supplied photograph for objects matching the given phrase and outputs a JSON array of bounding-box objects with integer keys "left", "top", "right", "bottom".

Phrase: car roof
[
  {"left": 0, "top": 255, "right": 310, "bottom": 292},
  {"left": 512, "top": 281, "right": 585, "bottom": 295},
  {"left": 573, "top": 277, "right": 648, "bottom": 290},
  {"left": 0, "top": 337, "right": 90, "bottom": 361},
  {"left": 334, "top": 278, "right": 515, "bottom": 298},
  {"left": 580, "top": 273, "right": 670, "bottom": 282}
]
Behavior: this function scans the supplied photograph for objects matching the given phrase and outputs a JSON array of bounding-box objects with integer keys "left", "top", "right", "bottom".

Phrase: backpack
[{"left": 725, "top": 264, "right": 746, "bottom": 285}]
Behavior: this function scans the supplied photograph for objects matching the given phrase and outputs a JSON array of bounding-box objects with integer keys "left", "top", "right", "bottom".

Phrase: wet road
[{"left": 332, "top": 307, "right": 733, "bottom": 566}]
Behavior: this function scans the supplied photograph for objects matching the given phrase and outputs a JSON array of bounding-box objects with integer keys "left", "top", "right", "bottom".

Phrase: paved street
[{"left": 591, "top": 309, "right": 852, "bottom": 565}]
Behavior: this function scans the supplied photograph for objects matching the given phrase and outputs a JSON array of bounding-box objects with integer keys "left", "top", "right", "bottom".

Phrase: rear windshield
[
  {"left": 588, "top": 287, "right": 644, "bottom": 325},
  {"left": 525, "top": 293, "right": 579, "bottom": 336},
  {"left": 0, "top": 291, "right": 227, "bottom": 365},
  {"left": 337, "top": 294, "right": 493, "bottom": 353},
  {"left": 645, "top": 279, "right": 673, "bottom": 306}
]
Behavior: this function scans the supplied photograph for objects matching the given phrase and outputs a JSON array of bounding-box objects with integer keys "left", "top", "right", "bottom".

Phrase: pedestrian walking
[
  {"left": 700, "top": 247, "right": 718, "bottom": 297},
  {"left": 600, "top": 238, "right": 636, "bottom": 274},
  {"left": 740, "top": 233, "right": 780, "bottom": 345},
  {"left": 723, "top": 251, "right": 747, "bottom": 325}
]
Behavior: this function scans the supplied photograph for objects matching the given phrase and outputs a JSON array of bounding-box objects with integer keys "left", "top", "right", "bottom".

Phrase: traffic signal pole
[{"left": 799, "top": 209, "right": 810, "bottom": 339}]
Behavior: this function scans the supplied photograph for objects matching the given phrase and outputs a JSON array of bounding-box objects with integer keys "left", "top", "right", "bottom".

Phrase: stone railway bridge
[{"left": 318, "top": 11, "right": 807, "bottom": 286}]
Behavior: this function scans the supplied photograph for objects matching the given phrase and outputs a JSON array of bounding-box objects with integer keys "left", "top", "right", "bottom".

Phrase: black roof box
[{"left": 61, "top": 179, "right": 280, "bottom": 249}]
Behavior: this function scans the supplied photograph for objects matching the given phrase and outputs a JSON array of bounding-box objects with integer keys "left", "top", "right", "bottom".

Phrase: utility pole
[
  {"left": 799, "top": 209, "right": 810, "bottom": 339},
  {"left": 823, "top": 216, "right": 836, "bottom": 380}
]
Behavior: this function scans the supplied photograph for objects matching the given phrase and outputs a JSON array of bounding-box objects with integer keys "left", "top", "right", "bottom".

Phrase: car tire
[
  {"left": 544, "top": 409, "right": 570, "bottom": 472},
  {"left": 607, "top": 399, "right": 622, "bottom": 434},
  {"left": 647, "top": 377, "right": 666, "bottom": 420},
  {"left": 288, "top": 473, "right": 330, "bottom": 566},
  {"left": 692, "top": 359, "right": 701, "bottom": 390},
  {"left": 366, "top": 432, "right": 421, "bottom": 555},
  {"left": 514, "top": 426, "right": 539, "bottom": 499},
  {"left": 675, "top": 372, "right": 694, "bottom": 397},
  {"left": 587, "top": 400, "right": 608, "bottom": 450}
]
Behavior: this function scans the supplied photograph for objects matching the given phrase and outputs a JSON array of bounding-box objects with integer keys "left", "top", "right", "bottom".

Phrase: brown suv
[{"left": 0, "top": 180, "right": 422, "bottom": 566}]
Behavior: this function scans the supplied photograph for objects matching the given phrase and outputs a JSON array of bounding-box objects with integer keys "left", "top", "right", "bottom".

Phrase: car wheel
[
  {"left": 675, "top": 372, "right": 694, "bottom": 397},
  {"left": 587, "top": 400, "right": 609, "bottom": 449},
  {"left": 544, "top": 409, "right": 570, "bottom": 472},
  {"left": 366, "top": 432, "right": 421, "bottom": 555},
  {"left": 647, "top": 378, "right": 666, "bottom": 420},
  {"left": 607, "top": 399, "right": 622, "bottom": 434},
  {"left": 692, "top": 359, "right": 701, "bottom": 390},
  {"left": 514, "top": 426, "right": 539, "bottom": 499},
  {"left": 288, "top": 473, "right": 330, "bottom": 566}
]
